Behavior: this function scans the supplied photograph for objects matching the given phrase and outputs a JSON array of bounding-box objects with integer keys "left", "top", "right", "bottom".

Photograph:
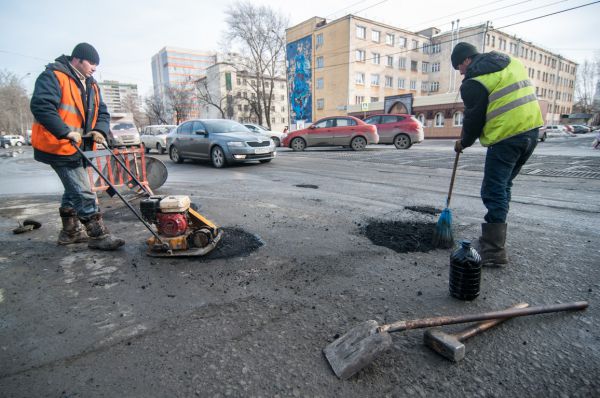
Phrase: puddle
[
  {"left": 363, "top": 220, "right": 437, "bottom": 253},
  {"left": 405, "top": 206, "right": 441, "bottom": 216},
  {"left": 295, "top": 184, "right": 319, "bottom": 189}
]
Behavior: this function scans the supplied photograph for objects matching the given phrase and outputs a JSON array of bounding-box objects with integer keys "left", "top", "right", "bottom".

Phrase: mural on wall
[{"left": 286, "top": 35, "right": 312, "bottom": 124}]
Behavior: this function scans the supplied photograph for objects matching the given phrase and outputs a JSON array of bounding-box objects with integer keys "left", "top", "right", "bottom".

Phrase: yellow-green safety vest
[{"left": 471, "top": 57, "right": 543, "bottom": 146}]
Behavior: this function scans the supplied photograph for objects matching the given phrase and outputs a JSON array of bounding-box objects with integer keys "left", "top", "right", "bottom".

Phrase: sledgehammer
[{"left": 424, "top": 302, "right": 529, "bottom": 362}]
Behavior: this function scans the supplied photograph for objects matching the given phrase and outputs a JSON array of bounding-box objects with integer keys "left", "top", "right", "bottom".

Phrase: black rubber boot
[
  {"left": 81, "top": 213, "right": 125, "bottom": 251},
  {"left": 478, "top": 223, "right": 508, "bottom": 267},
  {"left": 57, "top": 207, "right": 88, "bottom": 245}
]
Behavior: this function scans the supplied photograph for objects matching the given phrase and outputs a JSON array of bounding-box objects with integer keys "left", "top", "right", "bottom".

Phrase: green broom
[{"left": 432, "top": 151, "right": 460, "bottom": 249}]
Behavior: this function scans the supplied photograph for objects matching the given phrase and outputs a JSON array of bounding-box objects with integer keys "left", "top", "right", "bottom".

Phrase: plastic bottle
[{"left": 449, "top": 240, "right": 482, "bottom": 301}]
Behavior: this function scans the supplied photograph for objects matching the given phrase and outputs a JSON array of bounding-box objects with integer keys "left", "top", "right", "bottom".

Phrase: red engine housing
[{"left": 156, "top": 212, "right": 188, "bottom": 237}]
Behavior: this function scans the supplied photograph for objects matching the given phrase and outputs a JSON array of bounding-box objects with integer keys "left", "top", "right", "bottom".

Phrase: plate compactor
[{"left": 141, "top": 195, "right": 223, "bottom": 257}]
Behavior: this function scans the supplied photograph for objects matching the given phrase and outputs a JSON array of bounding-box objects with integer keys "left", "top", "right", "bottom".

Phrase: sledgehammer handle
[
  {"left": 456, "top": 302, "right": 529, "bottom": 341},
  {"left": 379, "top": 301, "right": 588, "bottom": 334}
]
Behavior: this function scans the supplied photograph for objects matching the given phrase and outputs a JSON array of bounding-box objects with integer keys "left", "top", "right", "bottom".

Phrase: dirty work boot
[
  {"left": 57, "top": 207, "right": 88, "bottom": 245},
  {"left": 478, "top": 223, "right": 508, "bottom": 267},
  {"left": 81, "top": 213, "right": 125, "bottom": 251}
]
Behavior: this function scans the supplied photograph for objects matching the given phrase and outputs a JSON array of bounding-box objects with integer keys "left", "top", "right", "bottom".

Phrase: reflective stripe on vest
[
  {"left": 31, "top": 70, "right": 100, "bottom": 155},
  {"left": 471, "top": 57, "right": 543, "bottom": 146}
]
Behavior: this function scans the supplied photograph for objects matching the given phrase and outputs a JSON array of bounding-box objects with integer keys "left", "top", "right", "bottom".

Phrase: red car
[
  {"left": 282, "top": 116, "right": 379, "bottom": 151},
  {"left": 363, "top": 114, "right": 424, "bottom": 149}
]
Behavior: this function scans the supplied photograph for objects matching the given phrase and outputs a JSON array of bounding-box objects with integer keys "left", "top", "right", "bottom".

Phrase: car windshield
[
  {"left": 113, "top": 123, "right": 135, "bottom": 130},
  {"left": 257, "top": 125, "right": 269, "bottom": 131},
  {"left": 203, "top": 120, "right": 248, "bottom": 134},
  {"left": 154, "top": 126, "right": 174, "bottom": 134}
]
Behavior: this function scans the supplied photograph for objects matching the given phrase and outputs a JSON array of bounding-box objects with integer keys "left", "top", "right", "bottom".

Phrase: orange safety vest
[{"left": 31, "top": 70, "right": 100, "bottom": 155}]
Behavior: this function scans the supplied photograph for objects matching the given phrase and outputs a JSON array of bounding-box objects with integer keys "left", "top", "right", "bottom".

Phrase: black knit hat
[
  {"left": 71, "top": 43, "right": 100, "bottom": 65},
  {"left": 451, "top": 42, "right": 479, "bottom": 70}
]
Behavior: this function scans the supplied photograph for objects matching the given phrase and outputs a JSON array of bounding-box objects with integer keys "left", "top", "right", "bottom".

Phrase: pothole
[
  {"left": 405, "top": 206, "right": 441, "bottom": 216},
  {"left": 202, "top": 227, "right": 264, "bottom": 259},
  {"left": 363, "top": 220, "right": 437, "bottom": 253}
]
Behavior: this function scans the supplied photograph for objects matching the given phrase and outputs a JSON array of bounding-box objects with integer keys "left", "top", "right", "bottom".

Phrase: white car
[
  {"left": 140, "top": 125, "right": 176, "bottom": 154},
  {"left": 0, "top": 135, "right": 25, "bottom": 148},
  {"left": 243, "top": 123, "right": 285, "bottom": 147}
]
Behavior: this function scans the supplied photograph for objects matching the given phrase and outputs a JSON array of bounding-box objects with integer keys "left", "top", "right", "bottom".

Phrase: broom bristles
[{"left": 432, "top": 208, "right": 454, "bottom": 249}]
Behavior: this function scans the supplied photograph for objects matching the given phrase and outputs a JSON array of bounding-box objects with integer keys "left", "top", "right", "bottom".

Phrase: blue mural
[{"left": 286, "top": 36, "right": 312, "bottom": 123}]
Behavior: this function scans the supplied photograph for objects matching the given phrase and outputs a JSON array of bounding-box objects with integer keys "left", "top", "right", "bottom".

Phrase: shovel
[{"left": 323, "top": 301, "right": 588, "bottom": 379}]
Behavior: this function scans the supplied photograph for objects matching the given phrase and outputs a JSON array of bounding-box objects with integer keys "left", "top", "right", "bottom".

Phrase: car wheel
[
  {"left": 211, "top": 146, "right": 227, "bottom": 168},
  {"left": 16, "top": 142, "right": 22, "bottom": 147},
  {"left": 2, "top": 143, "right": 9, "bottom": 149},
  {"left": 159, "top": 144, "right": 166, "bottom": 155},
  {"left": 393, "top": 133, "right": 412, "bottom": 149},
  {"left": 144, "top": 145, "right": 151, "bottom": 154},
  {"left": 350, "top": 136, "right": 367, "bottom": 151},
  {"left": 170, "top": 146, "right": 184, "bottom": 164},
  {"left": 259, "top": 159, "right": 272, "bottom": 163},
  {"left": 291, "top": 137, "right": 306, "bottom": 151},
  {"left": 272, "top": 137, "right": 281, "bottom": 147}
]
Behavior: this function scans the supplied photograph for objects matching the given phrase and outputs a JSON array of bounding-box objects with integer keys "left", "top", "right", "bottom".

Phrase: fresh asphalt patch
[{"left": 363, "top": 220, "right": 438, "bottom": 253}]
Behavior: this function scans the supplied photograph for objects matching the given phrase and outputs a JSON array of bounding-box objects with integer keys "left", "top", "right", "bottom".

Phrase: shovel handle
[
  {"left": 378, "top": 301, "right": 588, "bottom": 334},
  {"left": 446, "top": 151, "right": 460, "bottom": 207}
]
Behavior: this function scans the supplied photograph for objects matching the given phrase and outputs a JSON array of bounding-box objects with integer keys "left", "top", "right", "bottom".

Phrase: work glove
[
  {"left": 86, "top": 131, "right": 107, "bottom": 146},
  {"left": 66, "top": 131, "right": 82, "bottom": 144},
  {"left": 454, "top": 140, "right": 464, "bottom": 153}
]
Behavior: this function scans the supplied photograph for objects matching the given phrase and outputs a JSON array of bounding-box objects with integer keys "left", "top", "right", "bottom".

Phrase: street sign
[{"left": 361, "top": 102, "right": 369, "bottom": 111}]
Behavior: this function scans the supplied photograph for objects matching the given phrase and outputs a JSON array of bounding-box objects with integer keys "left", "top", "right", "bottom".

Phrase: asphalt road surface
[{"left": 1, "top": 134, "right": 599, "bottom": 397}]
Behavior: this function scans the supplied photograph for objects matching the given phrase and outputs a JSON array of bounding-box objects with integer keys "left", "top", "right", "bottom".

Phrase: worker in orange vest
[{"left": 30, "top": 43, "right": 124, "bottom": 251}]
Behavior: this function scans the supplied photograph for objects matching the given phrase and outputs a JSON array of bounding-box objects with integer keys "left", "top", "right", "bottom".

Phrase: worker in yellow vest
[
  {"left": 452, "top": 42, "right": 543, "bottom": 267},
  {"left": 30, "top": 43, "right": 124, "bottom": 251}
]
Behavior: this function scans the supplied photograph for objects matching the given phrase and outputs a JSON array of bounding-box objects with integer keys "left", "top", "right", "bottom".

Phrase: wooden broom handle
[{"left": 446, "top": 151, "right": 460, "bottom": 207}]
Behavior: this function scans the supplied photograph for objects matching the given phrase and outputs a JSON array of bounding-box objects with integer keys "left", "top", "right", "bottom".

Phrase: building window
[
  {"left": 431, "top": 62, "right": 441, "bottom": 72},
  {"left": 316, "top": 56, "right": 324, "bottom": 69},
  {"left": 412, "top": 40, "right": 419, "bottom": 51},
  {"left": 370, "top": 97, "right": 379, "bottom": 103},
  {"left": 385, "top": 33, "right": 394, "bottom": 46},
  {"left": 282, "top": 118, "right": 286, "bottom": 123},
  {"left": 422, "top": 62, "right": 429, "bottom": 73},
  {"left": 430, "top": 81, "right": 440, "bottom": 92},
  {"left": 316, "top": 77, "right": 324, "bottom": 89},
  {"left": 398, "top": 37, "right": 407, "bottom": 48},
  {"left": 386, "top": 56, "right": 394, "bottom": 67},
  {"left": 371, "top": 30, "right": 380, "bottom": 42},
  {"left": 398, "top": 57, "right": 406, "bottom": 69},
  {"left": 453, "top": 112, "right": 463, "bottom": 126},
  {"left": 316, "top": 98, "right": 324, "bottom": 110},
  {"left": 236, "top": 78, "right": 241, "bottom": 85},
  {"left": 371, "top": 74, "right": 380, "bottom": 86},
  {"left": 417, "top": 113, "right": 425, "bottom": 124},
  {"left": 316, "top": 33, "right": 324, "bottom": 47},
  {"left": 432, "top": 43, "right": 441, "bottom": 53},
  {"left": 398, "top": 78, "right": 405, "bottom": 89},
  {"left": 356, "top": 50, "right": 366, "bottom": 62},
  {"left": 411, "top": 61, "right": 418, "bottom": 71},
  {"left": 355, "top": 72, "right": 365, "bottom": 84},
  {"left": 356, "top": 26, "right": 366, "bottom": 39},
  {"left": 385, "top": 76, "right": 393, "bottom": 88},
  {"left": 372, "top": 53, "right": 380, "bottom": 65},
  {"left": 410, "top": 80, "right": 417, "bottom": 90},
  {"left": 435, "top": 112, "right": 445, "bottom": 127},
  {"left": 355, "top": 95, "right": 365, "bottom": 104},
  {"left": 421, "top": 81, "right": 429, "bottom": 92}
]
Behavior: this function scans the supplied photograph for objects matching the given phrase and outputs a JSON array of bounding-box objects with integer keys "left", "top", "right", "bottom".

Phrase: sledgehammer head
[{"left": 424, "top": 329, "right": 465, "bottom": 362}]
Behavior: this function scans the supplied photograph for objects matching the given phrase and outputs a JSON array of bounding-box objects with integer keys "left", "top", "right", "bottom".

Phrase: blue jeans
[
  {"left": 481, "top": 129, "right": 538, "bottom": 223},
  {"left": 51, "top": 164, "right": 98, "bottom": 218}
]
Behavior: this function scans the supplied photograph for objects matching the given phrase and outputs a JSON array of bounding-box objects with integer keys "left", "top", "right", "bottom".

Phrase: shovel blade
[{"left": 323, "top": 320, "right": 393, "bottom": 380}]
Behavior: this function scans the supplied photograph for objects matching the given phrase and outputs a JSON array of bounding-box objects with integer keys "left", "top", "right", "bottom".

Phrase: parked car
[
  {"left": 0, "top": 135, "right": 25, "bottom": 148},
  {"left": 243, "top": 123, "right": 285, "bottom": 147},
  {"left": 107, "top": 122, "right": 141, "bottom": 147},
  {"left": 540, "top": 125, "right": 570, "bottom": 138},
  {"left": 167, "top": 119, "right": 275, "bottom": 168},
  {"left": 363, "top": 114, "right": 424, "bottom": 149},
  {"left": 140, "top": 125, "right": 176, "bottom": 154},
  {"left": 570, "top": 125, "right": 591, "bottom": 134},
  {"left": 281, "top": 116, "right": 378, "bottom": 151}
]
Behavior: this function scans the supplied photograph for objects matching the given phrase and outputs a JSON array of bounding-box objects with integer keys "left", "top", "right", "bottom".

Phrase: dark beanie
[
  {"left": 451, "top": 42, "right": 479, "bottom": 70},
  {"left": 71, "top": 43, "right": 100, "bottom": 65}
]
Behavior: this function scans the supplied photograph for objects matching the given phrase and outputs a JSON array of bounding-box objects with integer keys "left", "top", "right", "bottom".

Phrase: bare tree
[
  {"left": 574, "top": 57, "right": 599, "bottom": 114},
  {"left": 165, "top": 85, "right": 194, "bottom": 124},
  {"left": 121, "top": 93, "right": 147, "bottom": 130},
  {"left": 144, "top": 94, "right": 171, "bottom": 125},
  {"left": 224, "top": 1, "right": 288, "bottom": 129},
  {"left": 0, "top": 70, "right": 31, "bottom": 135},
  {"left": 195, "top": 77, "right": 227, "bottom": 118}
]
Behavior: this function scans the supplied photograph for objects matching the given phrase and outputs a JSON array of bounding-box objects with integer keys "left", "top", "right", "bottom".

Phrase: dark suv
[{"left": 363, "top": 114, "right": 424, "bottom": 149}]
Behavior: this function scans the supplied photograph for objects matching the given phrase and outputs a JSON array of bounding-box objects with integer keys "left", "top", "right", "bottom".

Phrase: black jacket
[
  {"left": 30, "top": 55, "right": 110, "bottom": 166},
  {"left": 459, "top": 51, "right": 511, "bottom": 148}
]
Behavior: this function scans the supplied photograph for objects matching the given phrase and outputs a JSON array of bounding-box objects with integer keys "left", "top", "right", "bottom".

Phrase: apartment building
[
  {"left": 197, "top": 62, "right": 289, "bottom": 132},
  {"left": 97, "top": 80, "right": 140, "bottom": 114},
  {"left": 287, "top": 16, "right": 577, "bottom": 135},
  {"left": 151, "top": 47, "right": 217, "bottom": 121}
]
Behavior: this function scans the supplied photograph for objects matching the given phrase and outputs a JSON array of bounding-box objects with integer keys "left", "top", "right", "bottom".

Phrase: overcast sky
[{"left": 1, "top": 0, "right": 598, "bottom": 96}]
